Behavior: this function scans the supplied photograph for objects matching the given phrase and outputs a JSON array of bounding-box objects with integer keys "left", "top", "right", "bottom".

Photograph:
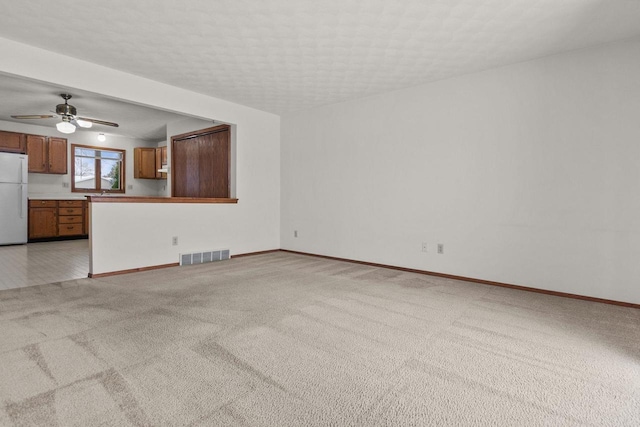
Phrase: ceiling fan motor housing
[{"left": 56, "top": 102, "right": 76, "bottom": 116}]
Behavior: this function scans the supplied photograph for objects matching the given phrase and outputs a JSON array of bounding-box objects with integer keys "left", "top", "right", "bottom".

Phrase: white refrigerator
[{"left": 0, "top": 152, "right": 28, "bottom": 245}]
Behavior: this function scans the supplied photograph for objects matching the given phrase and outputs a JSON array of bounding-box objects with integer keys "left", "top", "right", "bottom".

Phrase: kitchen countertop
[{"left": 28, "top": 194, "right": 89, "bottom": 201}]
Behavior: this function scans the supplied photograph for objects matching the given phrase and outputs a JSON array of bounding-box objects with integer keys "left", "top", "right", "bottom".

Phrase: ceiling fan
[{"left": 11, "top": 93, "right": 119, "bottom": 134}]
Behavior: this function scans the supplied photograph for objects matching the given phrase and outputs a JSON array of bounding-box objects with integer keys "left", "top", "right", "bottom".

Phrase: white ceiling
[{"left": 0, "top": 0, "right": 639, "bottom": 115}]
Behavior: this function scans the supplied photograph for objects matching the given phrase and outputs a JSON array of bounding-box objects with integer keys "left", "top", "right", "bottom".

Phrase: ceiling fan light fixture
[
  {"left": 56, "top": 119, "right": 76, "bottom": 134},
  {"left": 97, "top": 133, "right": 106, "bottom": 142},
  {"left": 12, "top": 94, "right": 119, "bottom": 133}
]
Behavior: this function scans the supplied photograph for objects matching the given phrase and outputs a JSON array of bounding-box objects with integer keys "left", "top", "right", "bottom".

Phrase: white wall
[
  {"left": 90, "top": 202, "right": 243, "bottom": 274},
  {"left": 0, "top": 37, "right": 281, "bottom": 269},
  {"left": 281, "top": 38, "right": 640, "bottom": 305},
  {"left": 0, "top": 119, "right": 162, "bottom": 197}
]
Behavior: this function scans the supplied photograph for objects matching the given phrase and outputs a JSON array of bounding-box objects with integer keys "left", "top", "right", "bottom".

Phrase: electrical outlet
[
  {"left": 294, "top": 230, "right": 298, "bottom": 238},
  {"left": 127, "top": 184, "right": 133, "bottom": 190},
  {"left": 422, "top": 242, "right": 428, "bottom": 252},
  {"left": 437, "top": 243, "right": 444, "bottom": 254},
  {"left": 62, "top": 182, "right": 70, "bottom": 188},
  {"left": 172, "top": 236, "right": 178, "bottom": 246}
]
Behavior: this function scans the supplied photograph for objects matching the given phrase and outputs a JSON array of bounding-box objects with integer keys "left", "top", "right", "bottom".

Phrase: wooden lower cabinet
[
  {"left": 28, "top": 199, "right": 88, "bottom": 240},
  {"left": 57, "top": 201, "right": 84, "bottom": 236},
  {"left": 28, "top": 201, "right": 58, "bottom": 239}
]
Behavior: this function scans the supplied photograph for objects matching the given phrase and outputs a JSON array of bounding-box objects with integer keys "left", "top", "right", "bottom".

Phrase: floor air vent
[{"left": 180, "top": 249, "right": 230, "bottom": 266}]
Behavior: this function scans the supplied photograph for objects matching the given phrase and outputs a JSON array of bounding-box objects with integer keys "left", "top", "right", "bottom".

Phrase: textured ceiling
[{"left": 0, "top": 0, "right": 639, "bottom": 114}]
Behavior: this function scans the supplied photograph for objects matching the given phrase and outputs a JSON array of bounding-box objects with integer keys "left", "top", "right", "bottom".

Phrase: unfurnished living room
[{"left": 0, "top": 1, "right": 639, "bottom": 426}]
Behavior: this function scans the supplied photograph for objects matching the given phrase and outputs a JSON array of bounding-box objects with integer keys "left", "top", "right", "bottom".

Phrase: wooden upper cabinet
[
  {"left": 134, "top": 146, "right": 167, "bottom": 179},
  {"left": 26, "top": 134, "right": 67, "bottom": 174},
  {"left": 0, "top": 130, "right": 26, "bottom": 153},
  {"left": 159, "top": 146, "right": 168, "bottom": 179},
  {"left": 48, "top": 137, "right": 68, "bottom": 174},
  {"left": 26, "top": 135, "right": 47, "bottom": 173},
  {"left": 134, "top": 147, "right": 158, "bottom": 179},
  {"left": 161, "top": 146, "right": 167, "bottom": 165},
  {"left": 155, "top": 146, "right": 168, "bottom": 179},
  {"left": 155, "top": 147, "right": 162, "bottom": 179}
]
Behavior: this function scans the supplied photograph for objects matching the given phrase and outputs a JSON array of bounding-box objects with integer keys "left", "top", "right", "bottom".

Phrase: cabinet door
[
  {"left": 48, "top": 137, "right": 68, "bottom": 174},
  {"left": 172, "top": 126, "right": 230, "bottom": 198},
  {"left": 158, "top": 146, "right": 167, "bottom": 179},
  {"left": 26, "top": 135, "right": 47, "bottom": 173},
  {"left": 29, "top": 207, "right": 57, "bottom": 239},
  {"left": 0, "top": 131, "right": 26, "bottom": 153},
  {"left": 134, "top": 147, "right": 157, "bottom": 179},
  {"left": 155, "top": 147, "right": 162, "bottom": 179},
  {"left": 172, "top": 138, "right": 200, "bottom": 197}
]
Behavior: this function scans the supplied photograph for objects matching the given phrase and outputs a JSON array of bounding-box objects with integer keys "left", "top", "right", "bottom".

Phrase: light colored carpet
[{"left": 0, "top": 251, "right": 638, "bottom": 426}]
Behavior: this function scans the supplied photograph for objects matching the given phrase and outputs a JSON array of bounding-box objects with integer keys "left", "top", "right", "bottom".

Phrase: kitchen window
[{"left": 71, "top": 144, "right": 126, "bottom": 193}]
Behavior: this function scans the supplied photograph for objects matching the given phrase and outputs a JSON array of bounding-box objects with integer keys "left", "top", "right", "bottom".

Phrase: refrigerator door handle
[
  {"left": 20, "top": 185, "right": 25, "bottom": 218},
  {"left": 22, "top": 156, "right": 28, "bottom": 183}
]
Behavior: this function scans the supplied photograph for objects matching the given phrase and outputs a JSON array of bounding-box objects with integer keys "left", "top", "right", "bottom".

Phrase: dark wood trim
[
  {"left": 88, "top": 262, "right": 179, "bottom": 278},
  {"left": 171, "top": 124, "right": 230, "bottom": 141},
  {"left": 231, "top": 249, "right": 280, "bottom": 258},
  {"left": 88, "top": 251, "right": 275, "bottom": 279},
  {"left": 279, "top": 250, "right": 640, "bottom": 309},
  {"left": 87, "top": 196, "right": 238, "bottom": 204}
]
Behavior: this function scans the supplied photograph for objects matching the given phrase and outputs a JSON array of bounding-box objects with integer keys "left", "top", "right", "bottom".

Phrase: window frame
[{"left": 71, "top": 143, "right": 126, "bottom": 194}]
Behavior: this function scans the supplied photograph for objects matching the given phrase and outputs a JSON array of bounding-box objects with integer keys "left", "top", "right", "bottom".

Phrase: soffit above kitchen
[{"left": 0, "top": 1, "right": 639, "bottom": 115}]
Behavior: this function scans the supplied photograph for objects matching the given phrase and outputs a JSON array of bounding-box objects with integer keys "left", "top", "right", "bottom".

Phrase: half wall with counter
[{"left": 87, "top": 196, "right": 275, "bottom": 277}]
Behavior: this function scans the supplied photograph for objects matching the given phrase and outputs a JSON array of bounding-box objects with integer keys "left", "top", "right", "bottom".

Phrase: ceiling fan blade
[
  {"left": 76, "top": 117, "right": 119, "bottom": 127},
  {"left": 11, "top": 115, "right": 56, "bottom": 119}
]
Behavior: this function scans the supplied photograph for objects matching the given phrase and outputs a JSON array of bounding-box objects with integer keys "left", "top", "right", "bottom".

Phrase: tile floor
[{"left": 0, "top": 239, "right": 89, "bottom": 290}]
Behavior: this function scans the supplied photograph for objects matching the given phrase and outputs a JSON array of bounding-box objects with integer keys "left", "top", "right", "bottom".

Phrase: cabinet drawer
[
  {"left": 58, "top": 200, "right": 84, "bottom": 208},
  {"left": 29, "top": 200, "right": 57, "bottom": 208},
  {"left": 58, "top": 215, "right": 82, "bottom": 224},
  {"left": 58, "top": 223, "right": 83, "bottom": 236},
  {"left": 59, "top": 207, "right": 83, "bottom": 216}
]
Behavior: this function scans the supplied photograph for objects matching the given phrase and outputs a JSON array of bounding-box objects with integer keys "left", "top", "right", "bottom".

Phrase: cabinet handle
[
  {"left": 67, "top": 209, "right": 73, "bottom": 213},
  {"left": 67, "top": 226, "right": 73, "bottom": 230}
]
